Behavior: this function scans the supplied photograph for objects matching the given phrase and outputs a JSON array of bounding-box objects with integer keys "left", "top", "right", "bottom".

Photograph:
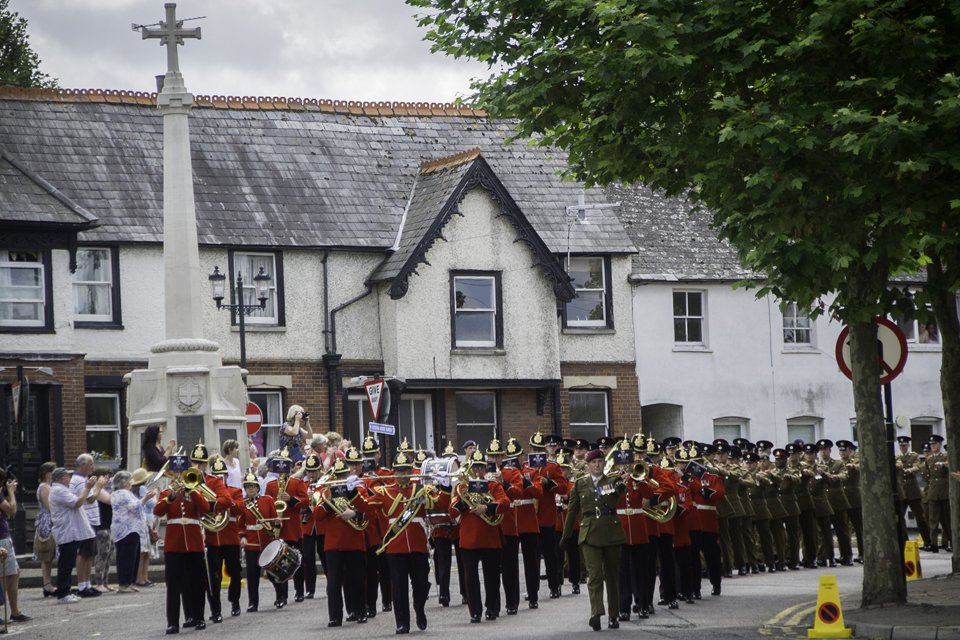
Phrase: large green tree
[
  {"left": 0, "top": 0, "right": 56, "bottom": 88},
  {"left": 410, "top": 0, "right": 960, "bottom": 604}
]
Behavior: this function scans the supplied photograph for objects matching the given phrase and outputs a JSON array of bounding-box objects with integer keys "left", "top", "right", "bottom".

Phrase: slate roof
[
  {"left": 0, "top": 87, "right": 634, "bottom": 255},
  {"left": 0, "top": 145, "right": 98, "bottom": 228},
  {"left": 604, "top": 182, "right": 754, "bottom": 281}
]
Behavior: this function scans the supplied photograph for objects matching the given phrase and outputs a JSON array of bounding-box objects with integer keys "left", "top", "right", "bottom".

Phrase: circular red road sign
[
  {"left": 818, "top": 602, "right": 840, "bottom": 625},
  {"left": 246, "top": 401, "right": 263, "bottom": 436},
  {"left": 836, "top": 316, "right": 908, "bottom": 385},
  {"left": 905, "top": 560, "right": 916, "bottom": 577}
]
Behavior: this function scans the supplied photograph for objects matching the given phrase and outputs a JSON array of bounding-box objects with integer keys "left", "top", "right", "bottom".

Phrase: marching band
[{"left": 154, "top": 432, "right": 947, "bottom": 634}]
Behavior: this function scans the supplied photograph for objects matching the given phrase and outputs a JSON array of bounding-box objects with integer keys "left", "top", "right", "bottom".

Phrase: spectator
[
  {"left": 110, "top": 471, "right": 157, "bottom": 593},
  {"left": 0, "top": 469, "right": 30, "bottom": 622},
  {"left": 321, "top": 432, "right": 346, "bottom": 470},
  {"left": 141, "top": 424, "right": 176, "bottom": 473},
  {"left": 49, "top": 468, "right": 98, "bottom": 604},
  {"left": 92, "top": 467, "right": 115, "bottom": 592},
  {"left": 131, "top": 469, "right": 158, "bottom": 588},
  {"left": 248, "top": 437, "right": 261, "bottom": 471},
  {"left": 35, "top": 462, "right": 58, "bottom": 598},
  {"left": 279, "top": 405, "right": 313, "bottom": 463},
  {"left": 222, "top": 440, "right": 243, "bottom": 489},
  {"left": 259, "top": 451, "right": 280, "bottom": 494},
  {"left": 68, "top": 454, "right": 108, "bottom": 598}
]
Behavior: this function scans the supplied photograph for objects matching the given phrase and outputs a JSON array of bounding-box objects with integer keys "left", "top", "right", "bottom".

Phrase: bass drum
[
  {"left": 420, "top": 456, "right": 459, "bottom": 482},
  {"left": 258, "top": 539, "right": 302, "bottom": 583}
]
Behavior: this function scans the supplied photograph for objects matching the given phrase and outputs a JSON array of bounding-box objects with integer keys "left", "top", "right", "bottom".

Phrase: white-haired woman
[
  {"left": 279, "top": 404, "right": 313, "bottom": 463},
  {"left": 110, "top": 471, "right": 156, "bottom": 593}
]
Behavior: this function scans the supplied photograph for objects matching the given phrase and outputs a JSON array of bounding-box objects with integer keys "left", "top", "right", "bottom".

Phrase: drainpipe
[{"left": 323, "top": 280, "right": 374, "bottom": 433}]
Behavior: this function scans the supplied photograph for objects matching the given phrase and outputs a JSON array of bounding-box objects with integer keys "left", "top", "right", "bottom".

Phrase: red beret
[{"left": 586, "top": 449, "right": 605, "bottom": 463}]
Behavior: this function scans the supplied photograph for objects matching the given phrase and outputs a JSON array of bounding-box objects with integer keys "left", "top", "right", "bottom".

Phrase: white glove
[
  {"left": 435, "top": 474, "right": 451, "bottom": 488},
  {"left": 346, "top": 474, "right": 361, "bottom": 491}
]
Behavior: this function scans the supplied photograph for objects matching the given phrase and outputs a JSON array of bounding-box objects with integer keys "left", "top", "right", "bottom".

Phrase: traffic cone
[
  {"left": 918, "top": 533, "right": 925, "bottom": 548},
  {"left": 904, "top": 541, "right": 923, "bottom": 581},
  {"left": 808, "top": 575, "right": 852, "bottom": 638}
]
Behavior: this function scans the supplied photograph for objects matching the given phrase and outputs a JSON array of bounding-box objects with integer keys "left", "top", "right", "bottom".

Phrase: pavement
[{"left": 3, "top": 548, "right": 957, "bottom": 639}]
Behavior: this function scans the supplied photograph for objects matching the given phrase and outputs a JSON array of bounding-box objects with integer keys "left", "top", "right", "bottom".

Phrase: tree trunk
[
  {"left": 925, "top": 252, "right": 960, "bottom": 574},
  {"left": 848, "top": 267, "right": 908, "bottom": 606}
]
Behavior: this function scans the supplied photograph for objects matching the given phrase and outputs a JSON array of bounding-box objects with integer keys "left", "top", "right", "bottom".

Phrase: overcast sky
[{"left": 12, "top": 0, "right": 492, "bottom": 104}]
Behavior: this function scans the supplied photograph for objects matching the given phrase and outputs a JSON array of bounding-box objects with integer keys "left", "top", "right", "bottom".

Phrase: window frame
[
  {"left": 248, "top": 390, "right": 284, "bottom": 456},
  {"left": 563, "top": 255, "right": 614, "bottom": 330},
  {"left": 73, "top": 246, "right": 123, "bottom": 329},
  {"left": 782, "top": 301, "right": 813, "bottom": 347},
  {"left": 455, "top": 390, "right": 499, "bottom": 446},
  {"left": 85, "top": 392, "right": 121, "bottom": 461},
  {"left": 228, "top": 249, "right": 284, "bottom": 326},
  {"left": 450, "top": 270, "right": 503, "bottom": 349},
  {"left": 568, "top": 389, "right": 611, "bottom": 440},
  {"left": 673, "top": 289, "right": 706, "bottom": 346},
  {"left": 0, "top": 249, "right": 54, "bottom": 333},
  {"left": 713, "top": 418, "right": 747, "bottom": 442},
  {"left": 786, "top": 417, "right": 821, "bottom": 446}
]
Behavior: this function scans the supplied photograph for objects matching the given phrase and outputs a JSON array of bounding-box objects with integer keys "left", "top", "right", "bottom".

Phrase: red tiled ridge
[
  {"left": 421, "top": 147, "right": 483, "bottom": 174},
  {"left": 0, "top": 86, "right": 488, "bottom": 117}
]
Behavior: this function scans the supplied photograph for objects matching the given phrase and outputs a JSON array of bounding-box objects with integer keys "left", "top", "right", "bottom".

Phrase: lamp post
[{"left": 209, "top": 265, "right": 271, "bottom": 372}]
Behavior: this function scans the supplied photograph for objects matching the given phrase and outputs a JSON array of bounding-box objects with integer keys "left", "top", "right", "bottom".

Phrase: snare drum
[
  {"left": 420, "top": 456, "right": 459, "bottom": 481},
  {"left": 258, "top": 539, "right": 302, "bottom": 583}
]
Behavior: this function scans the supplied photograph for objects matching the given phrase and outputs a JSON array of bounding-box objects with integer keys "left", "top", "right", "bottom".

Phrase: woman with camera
[
  {"left": 0, "top": 468, "right": 30, "bottom": 621},
  {"left": 279, "top": 405, "right": 313, "bottom": 464},
  {"left": 141, "top": 425, "right": 176, "bottom": 473}
]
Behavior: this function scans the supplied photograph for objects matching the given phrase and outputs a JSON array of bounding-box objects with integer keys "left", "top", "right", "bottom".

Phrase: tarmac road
[{"left": 8, "top": 551, "right": 954, "bottom": 639}]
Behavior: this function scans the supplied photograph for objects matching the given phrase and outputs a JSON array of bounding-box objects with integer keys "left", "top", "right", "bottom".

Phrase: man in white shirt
[
  {"left": 67, "top": 454, "right": 107, "bottom": 598},
  {"left": 49, "top": 468, "right": 100, "bottom": 603}
]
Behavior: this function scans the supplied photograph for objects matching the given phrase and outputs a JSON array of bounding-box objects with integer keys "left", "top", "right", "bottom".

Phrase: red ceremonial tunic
[
  {"left": 498, "top": 467, "right": 524, "bottom": 538},
  {"left": 672, "top": 482, "right": 693, "bottom": 547},
  {"left": 617, "top": 478, "right": 650, "bottom": 545},
  {"left": 266, "top": 476, "right": 309, "bottom": 542},
  {"left": 692, "top": 472, "right": 725, "bottom": 534},
  {"left": 449, "top": 478, "right": 510, "bottom": 549},
  {"left": 205, "top": 485, "right": 244, "bottom": 547},
  {"left": 314, "top": 485, "right": 379, "bottom": 552},
  {"left": 644, "top": 465, "right": 678, "bottom": 537},
  {"left": 240, "top": 495, "right": 280, "bottom": 551},
  {"left": 555, "top": 477, "right": 580, "bottom": 534},
  {"left": 155, "top": 488, "right": 210, "bottom": 553},
  {"left": 514, "top": 465, "right": 543, "bottom": 535},
  {"left": 365, "top": 483, "right": 452, "bottom": 554},
  {"left": 536, "top": 460, "right": 569, "bottom": 528}
]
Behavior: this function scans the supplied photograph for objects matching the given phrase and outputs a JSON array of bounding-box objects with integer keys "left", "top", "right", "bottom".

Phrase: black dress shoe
[
  {"left": 194, "top": 621, "right": 206, "bottom": 631},
  {"left": 328, "top": 621, "right": 342, "bottom": 627},
  {"left": 366, "top": 606, "right": 377, "bottom": 619},
  {"left": 788, "top": 563, "right": 800, "bottom": 570},
  {"left": 668, "top": 600, "right": 680, "bottom": 610},
  {"left": 711, "top": 587, "right": 721, "bottom": 596},
  {"left": 768, "top": 565, "right": 777, "bottom": 573},
  {"left": 470, "top": 614, "right": 482, "bottom": 623},
  {"left": 209, "top": 614, "right": 222, "bottom": 623},
  {"left": 485, "top": 611, "right": 497, "bottom": 621},
  {"left": 751, "top": 565, "right": 759, "bottom": 574},
  {"left": 506, "top": 608, "right": 518, "bottom": 615},
  {"left": 231, "top": 604, "right": 241, "bottom": 617},
  {"left": 657, "top": 598, "right": 669, "bottom": 606},
  {"left": 683, "top": 595, "right": 695, "bottom": 604},
  {"left": 305, "top": 592, "right": 314, "bottom": 599},
  {"left": 947, "top": 546, "right": 953, "bottom": 553},
  {"left": 931, "top": 546, "right": 940, "bottom": 553},
  {"left": 346, "top": 612, "right": 358, "bottom": 622},
  {"left": 723, "top": 569, "right": 733, "bottom": 578},
  {"left": 572, "top": 584, "right": 580, "bottom": 594},
  {"left": 549, "top": 588, "right": 561, "bottom": 599},
  {"left": 838, "top": 558, "right": 853, "bottom": 566},
  {"left": 416, "top": 612, "right": 427, "bottom": 630},
  {"left": 396, "top": 626, "right": 409, "bottom": 635},
  {"left": 608, "top": 617, "right": 619, "bottom": 629},
  {"left": 638, "top": 608, "right": 649, "bottom": 619},
  {"left": 461, "top": 597, "right": 469, "bottom": 606},
  {"left": 357, "top": 614, "right": 368, "bottom": 624},
  {"left": 528, "top": 601, "right": 538, "bottom": 609},
  {"left": 693, "top": 591, "right": 702, "bottom": 599},
  {"left": 737, "top": 567, "right": 747, "bottom": 576},
  {"left": 589, "top": 615, "right": 601, "bottom": 631},
  {"left": 828, "top": 559, "right": 837, "bottom": 568},
  {"left": 438, "top": 596, "right": 449, "bottom": 607},
  {"left": 275, "top": 599, "right": 285, "bottom": 609},
  {"left": 167, "top": 626, "right": 180, "bottom": 635},
  {"left": 619, "top": 612, "right": 630, "bottom": 622},
  {"left": 294, "top": 594, "right": 304, "bottom": 603},
  {"left": 855, "top": 557, "right": 863, "bottom": 564},
  {"left": 383, "top": 602, "right": 393, "bottom": 612},
  {"left": 645, "top": 605, "right": 656, "bottom": 615},
  {"left": 182, "top": 619, "right": 197, "bottom": 628},
  {"left": 247, "top": 604, "right": 258, "bottom": 613}
]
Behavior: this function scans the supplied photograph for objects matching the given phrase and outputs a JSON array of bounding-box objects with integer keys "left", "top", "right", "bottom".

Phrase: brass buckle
[{"left": 595, "top": 507, "right": 602, "bottom": 519}]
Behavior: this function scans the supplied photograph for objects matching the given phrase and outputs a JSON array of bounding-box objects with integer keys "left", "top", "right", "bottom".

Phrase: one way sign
[{"left": 365, "top": 379, "right": 385, "bottom": 420}]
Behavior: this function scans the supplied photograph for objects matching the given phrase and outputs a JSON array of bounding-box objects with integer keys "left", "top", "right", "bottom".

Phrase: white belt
[
  {"left": 246, "top": 524, "right": 263, "bottom": 531},
  {"left": 512, "top": 499, "right": 535, "bottom": 507},
  {"left": 388, "top": 517, "right": 425, "bottom": 526},
  {"left": 696, "top": 505, "right": 717, "bottom": 511},
  {"left": 616, "top": 509, "right": 640, "bottom": 516},
  {"left": 172, "top": 518, "right": 201, "bottom": 526},
  {"left": 229, "top": 517, "right": 238, "bottom": 523}
]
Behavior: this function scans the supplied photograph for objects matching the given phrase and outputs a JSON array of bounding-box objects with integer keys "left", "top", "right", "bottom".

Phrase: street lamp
[{"left": 208, "top": 265, "right": 271, "bottom": 372}]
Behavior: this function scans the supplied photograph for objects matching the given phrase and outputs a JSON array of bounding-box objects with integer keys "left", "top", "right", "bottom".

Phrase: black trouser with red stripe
[
  {"left": 165, "top": 551, "right": 206, "bottom": 628},
  {"left": 301, "top": 533, "right": 326, "bottom": 595},
  {"left": 326, "top": 549, "right": 366, "bottom": 624},
  {"left": 619, "top": 542, "right": 651, "bottom": 614},
  {"left": 461, "top": 547, "right": 501, "bottom": 618},
  {"left": 386, "top": 552, "right": 430, "bottom": 630},
  {"left": 655, "top": 533, "right": 678, "bottom": 602},
  {"left": 244, "top": 549, "right": 262, "bottom": 609},
  {"left": 519, "top": 532, "right": 540, "bottom": 603},
  {"left": 501, "top": 535, "right": 520, "bottom": 610},
  {"left": 206, "top": 544, "right": 242, "bottom": 614},
  {"left": 699, "top": 531, "right": 723, "bottom": 591},
  {"left": 539, "top": 526, "right": 561, "bottom": 591}
]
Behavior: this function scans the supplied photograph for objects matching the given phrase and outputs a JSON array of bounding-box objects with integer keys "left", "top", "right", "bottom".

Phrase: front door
[{"left": 2, "top": 385, "right": 51, "bottom": 501}]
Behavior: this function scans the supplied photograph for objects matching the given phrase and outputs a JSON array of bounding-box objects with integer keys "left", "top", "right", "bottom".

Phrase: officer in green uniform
[
  {"left": 561, "top": 448, "right": 627, "bottom": 631},
  {"left": 924, "top": 435, "right": 952, "bottom": 552},
  {"left": 895, "top": 436, "right": 933, "bottom": 549}
]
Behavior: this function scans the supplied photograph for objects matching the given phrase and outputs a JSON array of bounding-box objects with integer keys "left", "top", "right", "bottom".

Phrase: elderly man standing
[
  {"left": 49, "top": 468, "right": 101, "bottom": 603},
  {"left": 68, "top": 454, "right": 107, "bottom": 598}
]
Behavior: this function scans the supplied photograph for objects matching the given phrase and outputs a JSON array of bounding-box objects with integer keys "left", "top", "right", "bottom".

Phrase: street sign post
[
  {"left": 365, "top": 379, "right": 385, "bottom": 420},
  {"left": 835, "top": 316, "right": 908, "bottom": 384},
  {"left": 369, "top": 422, "right": 396, "bottom": 436},
  {"left": 245, "top": 401, "right": 263, "bottom": 436}
]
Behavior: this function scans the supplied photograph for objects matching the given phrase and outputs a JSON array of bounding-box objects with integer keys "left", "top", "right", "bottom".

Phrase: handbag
[{"left": 149, "top": 527, "right": 160, "bottom": 543}]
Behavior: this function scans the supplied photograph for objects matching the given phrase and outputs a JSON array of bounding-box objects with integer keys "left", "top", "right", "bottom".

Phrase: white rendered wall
[
  {"left": 633, "top": 282, "right": 946, "bottom": 445},
  {"left": 381, "top": 188, "right": 563, "bottom": 381}
]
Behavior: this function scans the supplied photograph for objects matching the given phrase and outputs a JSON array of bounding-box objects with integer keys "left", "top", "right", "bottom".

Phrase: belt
[
  {"left": 583, "top": 508, "right": 616, "bottom": 518},
  {"left": 512, "top": 499, "right": 535, "bottom": 507},
  {"left": 388, "top": 517, "right": 426, "bottom": 526},
  {"left": 229, "top": 517, "right": 238, "bottom": 523},
  {"left": 246, "top": 524, "right": 263, "bottom": 531},
  {"left": 616, "top": 508, "right": 641, "bottom": 516},
  {"left": 696, "top": 505, "right": 717, "bottom": 511},
  {"left": 172, "top": 518, "right": 201, "bottom": 526}
]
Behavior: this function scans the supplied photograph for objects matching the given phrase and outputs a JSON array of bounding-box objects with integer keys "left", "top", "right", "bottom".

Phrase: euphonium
[
  {"left": 320, "top": 486, "right": 370, "bottom": 531},
  {"left": 618, "top": 459, "right": 677, "bottom": 524},
  {"left": 180, "top": 468, "right": 230, "bottom": 532},
  {"left": 454, "top": 467, "right": 504, "bottom": 527}
]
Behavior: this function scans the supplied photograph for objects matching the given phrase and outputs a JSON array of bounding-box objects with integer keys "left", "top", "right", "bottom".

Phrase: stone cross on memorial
[{"left": 139, "top": 3, "right": 201, "bottom": 76}]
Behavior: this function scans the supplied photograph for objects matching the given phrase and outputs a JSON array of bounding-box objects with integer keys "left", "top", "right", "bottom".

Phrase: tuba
[
  {"left": 453, "top": 466, "right": 504, "bottom": 527},
  {"left": 180, "top": 468, "right": 231, "bottom": 532}
]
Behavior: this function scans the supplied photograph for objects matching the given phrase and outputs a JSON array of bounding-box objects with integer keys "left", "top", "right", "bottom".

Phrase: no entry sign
[
  {"left": 246, "top": 401, "right": 263, "bottom": 436},
  {"left": 836, "top": 317, "right": 908, "bottom": 385}
]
